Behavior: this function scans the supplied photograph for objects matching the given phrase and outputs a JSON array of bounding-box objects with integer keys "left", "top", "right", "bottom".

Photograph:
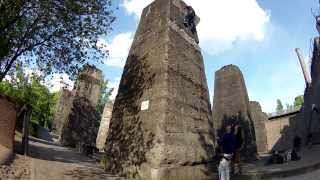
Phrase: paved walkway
[
  {"left": 28, "top": 137, "right": 122, "bottom": 180},
  {"left": 274, "top": 168, "right": 320, "bottom": 180},
  {"left": 240, "top": 145, "right": 320, "bottom": 179},
  {"left": 23, "top": 134, "right": 320, "bottom": 180}
]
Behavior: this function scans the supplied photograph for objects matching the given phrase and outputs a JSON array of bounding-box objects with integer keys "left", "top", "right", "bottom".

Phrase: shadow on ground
[
  {"left": 64, "top": 166, "right": 124, "bottom": 180},
  {"left": 28, "top": 137, "right": 96, "bottom": 164}
]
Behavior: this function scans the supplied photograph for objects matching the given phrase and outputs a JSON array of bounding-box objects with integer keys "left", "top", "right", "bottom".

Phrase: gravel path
[{"left": 0, "top": 154, "right": 31, "bottom": 180}]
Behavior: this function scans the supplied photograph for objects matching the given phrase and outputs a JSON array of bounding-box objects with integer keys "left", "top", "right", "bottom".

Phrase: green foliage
[
  {"left": 0, "top": 66, "right": 60, "bottom": 129},
  {"left": 276, "top": 99, "right": 283, "bottom": 112},
  {"left": 97, "top": 79, "right": 113, "bottom": 114},
  {"left": 0, "top": 0, "right": 115, "bottom": 81},
  {"left": 294, "top": 95, "right": 304, "bottom": 107}
]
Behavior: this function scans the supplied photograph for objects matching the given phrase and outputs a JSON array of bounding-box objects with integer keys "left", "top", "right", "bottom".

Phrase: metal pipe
[{"left": 295, "top": 48, "right": 312, "bottom": 86}]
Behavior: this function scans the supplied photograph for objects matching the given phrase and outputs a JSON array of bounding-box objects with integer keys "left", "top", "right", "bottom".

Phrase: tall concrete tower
[
  {"left": 105, "top": 0, "right": 214, "bottom": 179},
  {"left": 74, "top": 64, "right": 103, "bottom": 107},
  {"left": 212, "top": 65, "right": 257, "bottom": 161}
]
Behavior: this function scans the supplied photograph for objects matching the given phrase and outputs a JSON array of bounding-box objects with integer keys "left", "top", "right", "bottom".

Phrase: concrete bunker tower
[
  {"left": 105, "top": 0, "right": 214, "bottom": 179},
  {"left": 212, "top": 65, "right": 257, "bottom": 160}
]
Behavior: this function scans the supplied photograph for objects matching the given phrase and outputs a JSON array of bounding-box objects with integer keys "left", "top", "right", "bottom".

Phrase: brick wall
[
  {"left": 265, "top": 112, "right": 298, "bottom": 151},
  {"left": 0, "top": 95, "right": 17, "bottom": 150}
]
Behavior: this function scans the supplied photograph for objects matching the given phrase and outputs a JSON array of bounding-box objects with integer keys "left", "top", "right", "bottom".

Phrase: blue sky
[{"left": 94, "top": 0, "right": 319, "bottom": 113}]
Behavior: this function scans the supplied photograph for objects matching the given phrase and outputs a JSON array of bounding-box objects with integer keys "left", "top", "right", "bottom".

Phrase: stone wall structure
[
  {"left": 212, "top": 64, "right": 256, "bottom": 160},
  {"left": 302, "top": 37, "right": 320, "bottom": 143},
  {"left": 60, "top": 97, "right": 100, "bottom": 147},
  {"left": 74, "top": 64, "right": 103, "bottom": 107},
  {"left": 52, "top": 89, "right": 74, "bottom": 136},
  {"left": 53, "top": 65, "right": 103, "bottom": 148},
  {"left": 96, "top": 102, "right": 113, "bottom": 150},
  {"left": 105, "top": 0, "right": 214, "bottom": 179},
  {"left": 249, "top": 101, "right": 268, "bottom": 154}
]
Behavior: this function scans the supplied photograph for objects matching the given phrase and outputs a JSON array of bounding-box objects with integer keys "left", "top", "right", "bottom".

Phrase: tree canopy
[
  {"left": 0, "top": 66, "right": 59, "bottom": 128},
  {"left": 276, "top": 99, "right": 284, "bottom": 112},
  {"left": 294, "top": 95, "right": 304, "bottom": 107},
  {"left": 0, "top": 0, "right": 115, "bottom": 81}
]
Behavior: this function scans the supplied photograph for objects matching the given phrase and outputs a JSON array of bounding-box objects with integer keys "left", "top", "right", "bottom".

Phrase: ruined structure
[
  {"left": 96, "top": 102, "right": 113, "bottom": 150},
  {"left": 60, "top": 97, "right": 100, "bottom": 148},
  {"left": 53, "top": 64, "right": 103, "bottom": 149},
  {"left": 105, "top": 0, "right": 214, "bottom": 179},
  {"left": 74, "top": 65, "right": 103, "bottom": 107},
  {"left": 52, "top": 89, "right": 74, "bottom": 136},
  {"left": 249, "top": 101, "right": 268, "bottom": 153},
  {"left": 294, "top": 37, "right": 320, "bottom": 144},
  {"left": 264, "top": 37, "right": 320, "bottom": 151},
  {"left": 212, "top": 65, "right": 257, "bottom": 160}
]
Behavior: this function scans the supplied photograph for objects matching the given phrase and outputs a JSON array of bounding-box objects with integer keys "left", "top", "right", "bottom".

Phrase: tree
[
  {"left": 286, "top": 103, "right": 293, "bottom": 110},
  {"left": 276, "top": 99, "right": 283, "bottom": 112},
  {"left": 294, "top": 95, "right": 304, "bottom": 107},
  {"left": 0, "top": 66, "right": 59, "bottom": 128},
  {"left": 0, "top": 0, "right": 115, "bottom": 81}
]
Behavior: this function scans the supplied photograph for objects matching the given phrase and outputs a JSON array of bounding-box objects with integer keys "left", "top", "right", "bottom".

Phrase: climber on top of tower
[{"left": 183, "top": 5, "right": 197, "bottom": 35}]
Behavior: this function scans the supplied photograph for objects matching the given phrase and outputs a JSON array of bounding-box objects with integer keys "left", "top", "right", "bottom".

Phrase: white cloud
[
  {"left": 97, "top": 32, "right": 134, "bottom": 68},
  {"left": 45, "top": 73, "right": 74, "bottom": 92},
  {"left": 122, "top": 0, "right": 152, "bottom": 17},
  {"left": 3, "top": 67, "right": 74, "bottom": 93},
  {"left": 109, "top": 77, "right": 121, "bottom": 100},
  {"left": 121, "top": 0, "right": 270, "bottom": 55}
]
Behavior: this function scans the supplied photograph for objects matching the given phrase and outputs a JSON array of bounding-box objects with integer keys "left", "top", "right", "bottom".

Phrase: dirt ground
[
  {"left": 0, "top": 154, "right": 31, "bottom": 180},
  {"left": 28, "top": 136, "right": 122, "bottom": 180},
  {"left": 1, "top": 132, "right": 122, "bottom": 180}
]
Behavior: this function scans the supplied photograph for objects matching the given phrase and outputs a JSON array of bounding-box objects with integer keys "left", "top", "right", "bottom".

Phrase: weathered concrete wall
[
  {"left": 212, "top": 64, "right": 256, "bottom": 160},
  {"left": 0, "top": 95, "right": 16, "bottom": 150},
  {"left": 52, "top": 89, "right": 74, "bottom": 136},
  {"left": 311, "top": 38, "right": 320, "bottom": 85},
  {"left": 54, "top": 64, "right": 103, "bottom": 144},
  {"left": 105, "top": 0, "right": 215, "bottom": 179},
  {"left": 96, "top": 102, "right": 113, "bottom": 150},
  {"left": 249, "top": 101, "right": 268, "bottom": 154},
  {"left": 74, "top": 64, "right": 102, "bottom": 107},
  {"left": 60, "top": 97, "right": 100, "bottom": 147},
  {"left": 59, "top": 65, "right": 102, "bottom": 147},
  {"left": 265, "top": 112, "right": 298, "bottom": 151},
  {"left": 298, "top": 37, "right": 320, "bottom": 144}
]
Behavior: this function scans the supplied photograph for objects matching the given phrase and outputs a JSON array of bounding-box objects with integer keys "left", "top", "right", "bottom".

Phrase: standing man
[{"left": 218, "top": 125, "right": 236, "bottom": 180}]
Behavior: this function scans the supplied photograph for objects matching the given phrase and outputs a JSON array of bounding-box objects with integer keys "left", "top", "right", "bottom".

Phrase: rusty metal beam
[{"left": 295, "top": 48, "right": 312, "bottom": 86}]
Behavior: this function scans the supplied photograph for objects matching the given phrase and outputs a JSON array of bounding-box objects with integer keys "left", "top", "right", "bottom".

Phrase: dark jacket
[{"left": 222, "top": 132, "right": 236, "bottom": 154}]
